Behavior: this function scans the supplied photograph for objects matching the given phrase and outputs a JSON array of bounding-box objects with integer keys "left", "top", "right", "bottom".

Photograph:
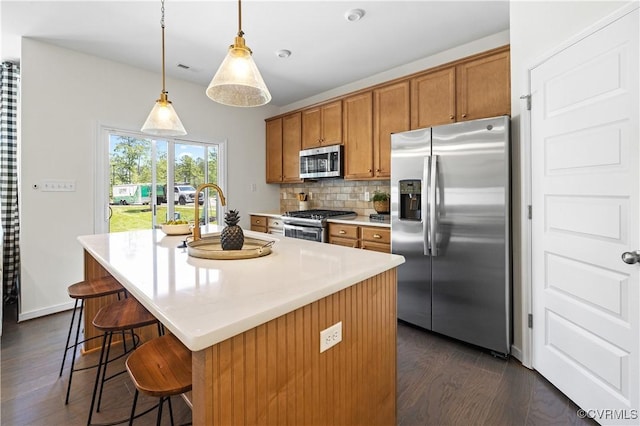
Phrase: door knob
[{"left": 622, "top": 250, "right": 640, "bottom": 264}]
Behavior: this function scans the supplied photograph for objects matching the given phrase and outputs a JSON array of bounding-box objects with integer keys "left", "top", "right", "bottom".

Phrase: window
[{"left": 96, "top": 127, "right": 226, "bottom": 234}]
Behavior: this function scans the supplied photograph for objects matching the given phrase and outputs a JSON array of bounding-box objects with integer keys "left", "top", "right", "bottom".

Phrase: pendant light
[
  {"left": 141, "top": 0, "right": 187, "bottom": 136},
  {"left": 206, "top": 0, "right": 271, "bottom": 107}
]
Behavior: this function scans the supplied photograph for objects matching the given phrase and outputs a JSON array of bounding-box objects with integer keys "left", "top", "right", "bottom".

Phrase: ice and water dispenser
[{"left": 399, "top": 180, "right": 421, "bottom": 221}]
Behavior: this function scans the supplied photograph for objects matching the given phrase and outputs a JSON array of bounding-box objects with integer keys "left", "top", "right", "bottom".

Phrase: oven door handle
[{"left": 284, "top": 224, "right": 317, "bottom": 232}]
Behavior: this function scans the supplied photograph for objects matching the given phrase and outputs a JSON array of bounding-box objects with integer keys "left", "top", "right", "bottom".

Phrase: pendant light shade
[
  {"left": 206, "top": 0, "right": 271, "bottom": 107},
  {"left": 142, "top": 0, "right": 187, "bottom": 136},
  {"left": 141, "top": 92, "right": 186, "bottom": 136}
]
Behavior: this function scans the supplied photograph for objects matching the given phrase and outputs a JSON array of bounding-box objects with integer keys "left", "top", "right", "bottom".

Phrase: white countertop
[
  {"left": 249, "top": 212, "right": 390, "bottom": 228},
  {"left": 78, "top": 226, "right": 404, "bottom": 352},
  {"left": 327, "top": 215, "right": 390, "bottom": 227},
  {"left": 248, "top": 212, "right": 282, "bottom": 219}
]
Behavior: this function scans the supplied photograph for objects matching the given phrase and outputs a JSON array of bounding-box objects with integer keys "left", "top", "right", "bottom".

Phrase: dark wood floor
[
  {"left": 1, "top": 303, "right": 192, "bottom": 425},
  {"left": 1, "top": 303, "right": 594, "bottom": 426}
]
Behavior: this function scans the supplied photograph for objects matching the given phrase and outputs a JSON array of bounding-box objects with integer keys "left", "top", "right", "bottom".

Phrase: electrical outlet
[
  {"left": 365, "top": 191, "right": 370, "bottom": 201},
  {"left": 309, "top": 192, "right": 313, "bottom": 200},
  {"left": 250, "top": 183, "right": 257, "bottom": 192},
  {"left": 320, "top": 321, "right": 342, "bottom": 353}
]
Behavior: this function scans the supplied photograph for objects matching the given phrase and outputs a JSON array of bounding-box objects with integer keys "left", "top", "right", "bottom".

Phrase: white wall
[
  {"left": 509, "top": 1, "right": 630, "bottom": 360},
  {"left": 19, "top": 38, "right": 280, "bottom": 320}
]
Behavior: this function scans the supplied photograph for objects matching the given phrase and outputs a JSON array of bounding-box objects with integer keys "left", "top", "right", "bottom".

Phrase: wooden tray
[{"left": 187, "top": 234, "right": 275, "bottom": 260}]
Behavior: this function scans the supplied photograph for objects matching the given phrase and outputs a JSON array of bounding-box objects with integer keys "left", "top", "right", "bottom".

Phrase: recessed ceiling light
[
  {"left": 276, "top": 49, "right": 292, "bottom": 59},
  {"left": 344, "top": 9, "right": 365, "bottom": 22}
]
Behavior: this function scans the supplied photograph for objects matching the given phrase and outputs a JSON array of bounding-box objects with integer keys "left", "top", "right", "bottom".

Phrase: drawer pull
[
  {"left": 339, "top": 230, "right": 346, "bottom": 235},
  {"left": 373, "top": 234, "right": 381, "bottom": 239},
  {"left": 256, "top": 220, "right": 261, "bottom": 224}
]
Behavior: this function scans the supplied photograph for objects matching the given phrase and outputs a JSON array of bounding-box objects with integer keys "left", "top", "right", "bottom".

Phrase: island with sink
[{"left": 78, "top": 220, "right": 405, "bottom": 425}]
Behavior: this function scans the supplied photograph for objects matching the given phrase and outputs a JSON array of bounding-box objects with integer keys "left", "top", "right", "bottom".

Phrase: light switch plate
[{"left": 41, "top": 179, "right": 76, "bottom": 192}]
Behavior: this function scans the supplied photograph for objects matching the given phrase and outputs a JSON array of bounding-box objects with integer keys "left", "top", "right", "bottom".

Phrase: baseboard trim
[
  {"left": 511, "top": 344, "right": 527, "bottom": 366},
  {"left": 18, "top": 301, "right": 75, "bottom": 322}
]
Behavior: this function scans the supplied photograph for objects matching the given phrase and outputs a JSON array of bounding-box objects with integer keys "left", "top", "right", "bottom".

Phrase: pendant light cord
[
  {"left": 161, "top": 0, "right": 167, "bottom": 95},
  {"left": 237, "top": 0, "right": 243, "bottom": 37}
]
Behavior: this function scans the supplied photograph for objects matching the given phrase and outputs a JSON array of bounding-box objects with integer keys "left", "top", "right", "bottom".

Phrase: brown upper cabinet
[
  {"left": 266, "top": 112, "right": 302, "bottom": 183},
  {"left": 343, "top": 92, "right": 374, "bottom": 180},
  {"left": 266, "top": 46, "right": 510, "bottom": 184},
  {"left": 456, "top": 49, "right": 511, "bottom": 122},
  {"left": 344, "top": 81, "right": 410, "bottom": 180},
  {"left": 265, "top": 118, "right": 283, "bottom": 183},
  {"left": 411, "top": 67, "right": 456, "bottom": 129},
  {"left": 373, "top": 81, "right": 410, "bottom": 178},
  {"left": 301, "top": 100, "right": 343, "bottom": 149},
  {"left": 411, "top": 47, "right": 510, "bottom": 129}
]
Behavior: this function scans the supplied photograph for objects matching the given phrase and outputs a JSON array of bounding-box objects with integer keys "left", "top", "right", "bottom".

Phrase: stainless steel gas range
[{"left": 282, "top": 209, "right": 357, "bottom": 242}]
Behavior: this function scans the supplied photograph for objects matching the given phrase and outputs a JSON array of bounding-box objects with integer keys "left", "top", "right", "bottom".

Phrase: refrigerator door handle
[
  {"left": 423, "top": 156, "right": 430, "bottom": 256},
  {"left": 430, "top": 155, "right": 438, "bottom": 257}
]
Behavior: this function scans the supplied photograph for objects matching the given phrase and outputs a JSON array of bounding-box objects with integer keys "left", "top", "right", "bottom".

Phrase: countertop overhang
[{"left": 78, "top": 226, "right": 404, "bottom": 351}]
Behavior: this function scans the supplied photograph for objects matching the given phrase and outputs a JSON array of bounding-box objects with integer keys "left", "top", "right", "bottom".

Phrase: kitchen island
[{"left": 78, "top": 226, "right": 404, "bottom": 426}]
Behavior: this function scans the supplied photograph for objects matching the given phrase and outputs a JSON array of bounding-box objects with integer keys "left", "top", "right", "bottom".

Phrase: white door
[{"left": 531, "top": 8, "right": 639, "bottom": 424}]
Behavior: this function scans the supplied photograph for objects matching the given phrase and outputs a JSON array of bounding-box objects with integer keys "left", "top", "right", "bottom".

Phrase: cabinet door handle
[
  {"left": 373, "top": 234, "right": 381, "bottom": 239},
  {"left": 449, "top": 115, "right": 455, "bottom": 120},
  {"left": 462, "top": 113, "right": 467, "bottom": 118},
  {"left": 339, "top": 230, "right": 346, "bottom": 235}
]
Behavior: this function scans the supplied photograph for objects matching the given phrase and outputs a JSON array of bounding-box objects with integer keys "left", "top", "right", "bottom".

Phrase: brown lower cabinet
[
  {"left": 250, "top": 215, "right": 268, "bottom": 233},
  {"left": 328, "top": 223, "right": 391, "bottom": 253}
]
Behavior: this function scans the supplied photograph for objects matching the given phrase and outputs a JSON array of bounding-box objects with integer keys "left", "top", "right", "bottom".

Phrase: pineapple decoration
[{"left": 221, "top": 209, "right": 244, "bottom": 250}]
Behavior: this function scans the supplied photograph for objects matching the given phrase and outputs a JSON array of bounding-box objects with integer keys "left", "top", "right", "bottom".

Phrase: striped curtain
[{"left": 1, "top": 62, "right": 20, "bottom": 304}]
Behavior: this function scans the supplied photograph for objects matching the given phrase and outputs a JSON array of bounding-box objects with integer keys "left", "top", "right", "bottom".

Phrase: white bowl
[{"left": 160, "top": 223, "right": 192, "bottom": 235}]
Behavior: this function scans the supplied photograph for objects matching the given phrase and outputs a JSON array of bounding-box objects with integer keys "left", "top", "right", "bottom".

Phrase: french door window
[{"left": 97, "top": 127, "right": 225, "bottom": 233}]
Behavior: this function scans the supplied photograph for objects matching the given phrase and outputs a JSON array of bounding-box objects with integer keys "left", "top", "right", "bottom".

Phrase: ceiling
[{"left": 1, "top": 1, "right": 510, "bottom": 107}]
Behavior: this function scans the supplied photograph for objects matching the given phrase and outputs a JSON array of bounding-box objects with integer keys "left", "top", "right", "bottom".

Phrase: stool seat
[
  {"left": 93, "top": 298, "right": 158, "bottom": 332},
  {"left": 67, "top": 276, "right": 123, "bottom": 299},
  {"left": 60, "top": 276, "right": 126, "bottom": 405},
  {"left": 126, "top": 334, "right": 192, "bottom": 424},
  {"left": 126, "top": 334, "right": 192, "bottom": 397},
  {"left": 88, "top": 297, "right": 162, "bottom": 425}
]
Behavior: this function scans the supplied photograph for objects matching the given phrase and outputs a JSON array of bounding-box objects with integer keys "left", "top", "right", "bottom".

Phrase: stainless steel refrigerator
[{"left": 391, "top": 115, "right": 511, "bottom": 356}]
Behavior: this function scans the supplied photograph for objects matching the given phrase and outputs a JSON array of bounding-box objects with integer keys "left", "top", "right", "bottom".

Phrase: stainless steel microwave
[{"left": 299, "top": 144, "right": 343, "bottom": 179}]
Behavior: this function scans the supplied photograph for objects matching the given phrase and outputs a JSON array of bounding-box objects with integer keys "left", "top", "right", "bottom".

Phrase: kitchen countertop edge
[{"left": 250, "top": 212, "right": 390, "bottom": 228}]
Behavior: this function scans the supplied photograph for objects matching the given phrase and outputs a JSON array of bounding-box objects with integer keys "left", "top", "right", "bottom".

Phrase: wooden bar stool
[
  {"left": 87, "top": 297, "right": 161, "bottom": 426},
  {"left": 60, "top": 276, "right": 125, "bottom": 405},
  {"left": 126, "top": 333, "right": 192, "bottom": 426}
]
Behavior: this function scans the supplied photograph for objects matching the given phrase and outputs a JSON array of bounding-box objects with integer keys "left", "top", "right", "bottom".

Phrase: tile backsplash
[{"left": 280, "top": 179, "right": 390, "bottom": 216}]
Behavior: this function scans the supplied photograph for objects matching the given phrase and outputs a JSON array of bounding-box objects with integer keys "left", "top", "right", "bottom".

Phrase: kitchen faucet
[{"left": 193, "top": 183, "right": 226, "bottom": 241}]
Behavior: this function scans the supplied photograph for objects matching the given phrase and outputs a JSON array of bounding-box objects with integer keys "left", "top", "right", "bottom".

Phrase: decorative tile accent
[{"left": 280, "top": 180, "right": 390, "bottom": 216}]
